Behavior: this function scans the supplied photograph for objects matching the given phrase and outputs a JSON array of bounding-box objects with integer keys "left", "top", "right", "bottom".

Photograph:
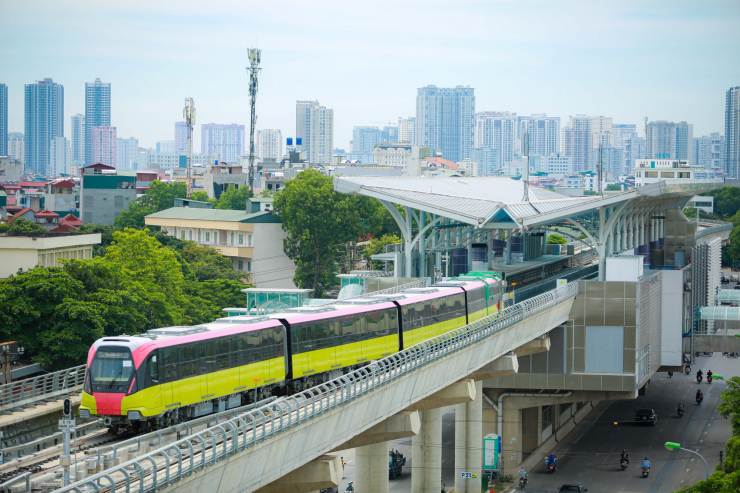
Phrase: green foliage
[
  {"left": 273, "top": 169, "right": 377, "bottom": 297},
  {"left": 707, "top": 187, "right": 740, "bottom": 219},
  {"left": 546, "top": 233, "right": 567, "bottom": 244},
  {"left": 190, "top": 191, "right": 216, "bottom": 204},
  {"left": 675, "top": 377, "right": 740, "bottom": 492},
  {"left": 0, "top": 227, "right": 250, "bottom": 370},
  {"left": 115, "top": 181, "right": 187, "bottom": 229},
  {"left": 0, "top": 217, "right": 47, "bottom": 234},
  {"left": 364, "top": 234, "right": 401, "bottom": 270},
  {"left": 605, "top": 183, "right": 624, "bottom": 191},
  {"left": 584, "top": 190, "right": 597, "bottom": 196},
  {"left": 215, "top": 184, "right": 250, "bottom": 211}
]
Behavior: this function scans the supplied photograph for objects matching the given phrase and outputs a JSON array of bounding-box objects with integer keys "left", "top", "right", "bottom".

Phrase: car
[
  {"left": 732, "top": 274, "right": 739, "bottom": 282},
  {"left": 635, "top": 408, "right": 657, "bottom": 425},
  {"left": 734, "top": 284, "right": 740, "bottom": 290},
  {"left": 558, "top": 485, "right": 588, "bottom": 492}
]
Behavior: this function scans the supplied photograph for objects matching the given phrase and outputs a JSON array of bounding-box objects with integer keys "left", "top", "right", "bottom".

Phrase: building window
[
  {"left": 661, "top": 172, "right": 675, "bottom": 178},
  {"left": 247, "top": 261, "right": 251, "bottom": 272},
  {"left": 181, "top": 230, "right": 185, "bottom": 240},
  {"left": 248, "top": 234, "right": 252, "bottom": 247},
  {"left": 214, "top": 232, "right": 218, "bottom": 244},
  {"left": 238, "top": 260, "right": 243, "bottom": 270},
  {"left": 585, "top": 326, "right": 624, "bottom": 373},
  {"left": 678, "top": 172, "right": 690, "bottom": 178},
  {"left": 239, "top": 234, "right": 244, "bottom": 245},
  {"left": 205, "top": 232, "right": 210, "bottom": 242},
  {"left": 542, "top": 405, "right": 552, "bottom": 431},
  {"left": 189, "top": 230, "right": 193, "bottom": 240},
  {"left": 645, "top": 171, "right": 658, "bottom": 178},
  {"left": 231, "top": 232, "right": 234, "bottom": 245},
  {"left": 198, "top": 230, "right": 201, "bottom": 242}
]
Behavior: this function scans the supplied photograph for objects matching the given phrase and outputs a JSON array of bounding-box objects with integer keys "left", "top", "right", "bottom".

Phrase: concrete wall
[
  {"left": 0, "top": 233, "right": 100, "bottom": 278},
  {"left": 637, "top": 273, "right": 663, "bottom": 387},
  {"left": 81, "top": 187, "right": 136, "bottom": 225},
  {"left": 252, "top": 223, "right": 296, "bottom": 288},
  {"left": 661, "top": 270, "right": 684, "bottom": 366}
]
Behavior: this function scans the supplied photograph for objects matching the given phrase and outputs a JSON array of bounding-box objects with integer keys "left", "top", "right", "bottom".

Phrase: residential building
[
  {"left": 471, "top": 147, "right": 501, "bottom": 175},
  {"left": 374, "top": 143, "right": 431, "bottom": 176},
  {"left": 380, "top": 125, "right": 399, "bottom": 143},
  {"left": 296, "top": 101, "right": 334, "bottom": 164},
  {"left": 0, "top": 83, "right": 7, "bottom": 158},
  {"left": 531, "top": 153, "right": 572, "bottom": 177},
  {"left": 138, "top": 151, "right": 211, "bottom": 171},
  {"left": 592, "top": 145, "right": 623, "bottom": 177},
  {"left": 85, "top": 78, "right": 111, "bottom": 167},
  {"left": 726, "top": 86, "right": 740, "bottom": 178},
  {"left": 350, "top": 126, "right": 381, "bottom": 163},
  {"left": 646, "top": 120, "right": 693, "bottom": 162},
  {"left": 256, "top": 129, "right": 282, "bottom": 160},
  {"left": 44, "top": 178, "right": 76, "bottom": 213},
  {"left": 611, "top": 124, "right": 642, "bottom": 174},
  {"left": 156, "top": 140, "right": 175, "bottom": 153},
  {"left": 201, "top": 123, "right": 245, "bottom": 164},
  {"left": 70, "top": 113, "right": 85, "bottom": 164},
  {"left": 203, "top": 162, "right": 247, "bottom": 199},
  {"left": 474, "top": 111, "right": 517, "bottom": 165},
  {"left": 589, "top": 115, "right": 613, "bottom": 149},
  {"left": 25, "top": 78, "right": 64, "bottom": 176},
  {"left": 175, "top": 121, "right": 188, "bottom": 152},
  {"left": 416, "top": 85, "right": 475, "bottom": 162},
  {"left": 91, "top": 126, "right": 117, "bottom": 167},
  {"left": 398, "top": 117, "right": 415, "bottom": 144},
  {"left": 634, "top": 159, "right": 711, "bottom": 187},
  {"left": 0, "top": 157, "right": 24, "bottom": 182},
  {"left": 562, "top": 115, "right": 591, "bottom": 173},
  {"left": 117, "top": 136, "right": 139, "bottom": 170},
  {"left": 144, "top": 200, "right": 296, "bottom": 288},
  {"left": 49, "top": 136, "right": 71, "bottom": 176},
  {"left": 0, "top": 231, "right": 100, "bottom": 278},
  {"left": 456, "top": 159, "right": 479, "bottom": 177},
  {"left": 694, "top": 133, "right": 725, "bottom": 170},
  {"left": 8, "top": 133, "right": 24, "bottom": 164},
  {"left": 521, "top": 115, "right": 560, "bottom": 156},
  {"left": 79, "top": 163, "right": 136, "bottom": 225}
]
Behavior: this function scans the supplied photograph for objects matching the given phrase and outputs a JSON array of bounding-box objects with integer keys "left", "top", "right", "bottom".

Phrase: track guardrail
[
  {"left": 51, "top": 281, "right": 578, "bottom": 493},
  {"left": 696, "top": 223, "right": 732, "bottom": 239},
  {"left": 0, "top": 365, "right": 86, "bottom": 414}
]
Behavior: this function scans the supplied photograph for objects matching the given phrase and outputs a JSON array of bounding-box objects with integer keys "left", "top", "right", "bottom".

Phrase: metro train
[{"left": 79, "top": 273, "right": 504, "bottom": 430}]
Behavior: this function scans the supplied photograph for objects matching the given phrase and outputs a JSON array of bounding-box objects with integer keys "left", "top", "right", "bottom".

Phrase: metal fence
[
  {"left": 509, "top": 264, "right": 598, "bottom": 304},
  {"left": 696, "top": 223, "right": 733, "bottom": 240},
  {"left": 0, "top": 364, "right": 86, "bottom": 414},
  {"left": 48, "top": 282, "right": 579, "bottom": 493}
]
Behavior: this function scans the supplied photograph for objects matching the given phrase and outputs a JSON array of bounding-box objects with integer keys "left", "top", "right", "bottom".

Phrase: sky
[{"left": 1, "top": 0, "right": 739, "bottom": 151}]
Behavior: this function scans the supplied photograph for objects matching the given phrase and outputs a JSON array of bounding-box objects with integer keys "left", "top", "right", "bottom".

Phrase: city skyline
[{"left": 1, "top": 1, "right": 738, "bottom": 151}]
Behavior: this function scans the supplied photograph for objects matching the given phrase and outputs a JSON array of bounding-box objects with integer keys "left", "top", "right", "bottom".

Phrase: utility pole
[
  {"left": 522, "top": 132, "right": 530, "bottom": 202},
  {"left": 183, "top": 98, "right": 196, "bottom": 199},
  {"left": 598, "top": 143, "right": 604, "bottom": 196},
  {"left": 644, "top": 116, "right": 649, "bottom": 159},
  {"left": 247, "top": 48, "right": 262, "bottom": 198}
]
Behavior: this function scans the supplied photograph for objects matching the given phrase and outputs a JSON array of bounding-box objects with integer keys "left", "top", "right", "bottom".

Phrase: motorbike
[
  {"left": 697, "top": 395, "right": 704, "bottom": 405},
  {"left": 620, "top": 459, "right": 628, "bottom": 470},
  {"left": 668, "top": 371, "right": 673, "bottom": 378},
  {"left": 642, "top": 467, "right": 650, "bottom": 478},
  {"left": 344, "top": 482, "right": 355, "bottom": 493},
  {"left": 678, "top": 407, "right": 684, "bottom": 418},
  {"left": 519, "top": 477, "right": 527, "bottom": 489},
  {"left": 708, "top": 375, "right": 713, "bottom": 383},
  {"left": 547, "top": 461, "right": 556, "bottom": 473},
  {"left": 697, "top": 375, "right": 703, "bottom": 383},
  {"left": 685, "top": 365, "right": 691, "bottom": 375}
]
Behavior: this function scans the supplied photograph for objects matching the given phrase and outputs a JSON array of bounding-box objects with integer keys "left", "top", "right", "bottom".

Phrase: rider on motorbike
[
  {"left": 642, "top": 457, "right": 651, "bottom": 470},
  {"left": 707, "top": 370, "right": 713, "bottom": 380},
  {"left": 697, "top": 369, "right": 703, "bottom": 378},
  {"left": 519, "top": 467, "right": 528, "bottom": 480},
  {"left": 696, "top": 389, "right": 704, "bottom": 401},
  {"left": 548, "top": 453, "right": 558, "bottom": 468},
  {"left": 621, "top": 449, "right": 629, "bottom": 464}
]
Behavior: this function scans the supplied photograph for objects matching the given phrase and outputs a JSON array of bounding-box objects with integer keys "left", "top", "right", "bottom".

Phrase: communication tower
[
  {"left": 247, "top": 48, "right": 262, "bottom": 198},
  {"left": 183, "top": 98, "right": 196, "bottom": 198}
]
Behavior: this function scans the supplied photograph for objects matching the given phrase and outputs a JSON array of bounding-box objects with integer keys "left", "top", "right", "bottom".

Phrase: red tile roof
[
  {"left": 59, "top": 214, "right": 83, "bottom": 226},
  {"left": 34, "top": 210, "right": 59, "bottom": 218},
  {"left": 12, "top": 207, "right": 33, "bottom": 218},
  {"left": 18, "top": 181, "right": 49, "bottom": 188},
  {"left": 49, "top": 224, "right": 76, "bottom": 233},
  {"left": 82, "top": 163, "right": 116, "bottom": 170},
  {"left": 50, "top": 179, "right": 75, "bottom": 188},
  {"left": 424, "top": 157, "right": 459, "bottom": 170}
]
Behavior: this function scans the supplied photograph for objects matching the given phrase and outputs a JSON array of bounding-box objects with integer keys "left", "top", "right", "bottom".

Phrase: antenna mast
[
  {"left": 247, "top": 48, "right": 262, "bottom": 198},
  {"left": 183, "top": 98, "right": 196, "bottom": 199},
  {"left": 522, "top": 131, "right": 530, "bottom": 202},
  {"left": 644, "top": 116, "right": 649, "bottom": 159},
  {"left": 597, "top": 142, "right": 603, "bottom": 196}
]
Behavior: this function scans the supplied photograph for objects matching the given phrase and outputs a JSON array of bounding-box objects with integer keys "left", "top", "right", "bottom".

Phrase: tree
[
  {"left": 547, "top": 233, "right": 567, "bottom": 244},
  {"left": 215, "top": 184, "right": 250, "bottom": 211},
  {"left": 707, "top": 187, "right": 740, "bottom": 219},
  {"left": 605, "top": 183, "right": 624, "bottom": 191},
  {"left": 0, "top": 217, "right": 47, "bottom": 234},
  {"left": 115, "top": 181, "right": 187, "bottom": 229},
  {"left": 273, "top": 169, "right": 376, "bottom": 297},
  {"left": 180, "top": 242, "right": 244, "bottom": 282},
  {"left": 190, "top": 191, "right": 216, "bottom": 204},
  {"left": 364, "top": 234, "right": 401, "bottom": 270}
]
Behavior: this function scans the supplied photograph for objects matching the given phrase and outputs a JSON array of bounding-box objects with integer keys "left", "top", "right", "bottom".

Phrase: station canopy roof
[{"left": 333, "top": 176, "right": 722, "bottom": 228}]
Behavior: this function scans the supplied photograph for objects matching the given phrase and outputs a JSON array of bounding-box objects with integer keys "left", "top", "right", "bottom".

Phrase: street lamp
[{"left": 665, "top": 442, "right": 709, "bottom": 480}]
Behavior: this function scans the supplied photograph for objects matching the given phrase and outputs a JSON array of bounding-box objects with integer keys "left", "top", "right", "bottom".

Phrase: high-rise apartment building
[
  {"left": 175, "top": 122, "right": 188, "bottom": 153},
  {"left": 646, "top": 120, "right": 693, "bottom": 162},
  {"left": 117, "top": 136, "right": 139, "bottom": 170},
  {"left": 471, "top": 147, "right": 501, "bottom": 175},
  {"left": 351, "top": 126, "right": 381, "bottom": 163},
  {"left": 25, "top": 78, "right": 64, "bottom": 176},
  {"left": 156, "top": 140, "right": 175, "bottom": 154},
  {"left": 380, "top": 125, "right": 398, "bottom": 143},
  {"left": 694, "top": 133, "right": 725, "bottom": 170},
  {"left": 256, "top": 129, "right": 282, "bottom": 160},
  {"left": 561, "top": 115, "right": 591, "bottom": 172},
  {"left": 296, "top": 101, "right": 334, "bottom": 164},
  {"left": 0, "top": 84, "right": 7, "bottom": 158},
  {"left": 71, "top": 114, "right": 85, "bottom": 164},
  {"left": 91, "top": 126, "right": 117, "bottom": 167},
  {"left": 521, "top": 115, "right": 560, "bottom": 156},
  {"left": 589, "top": 115, "right": 613, "bottom": 149},
  {"left": 416, "top": 86, "right": 475, "bottom": 162},
  {"left": 201, "top": 124, "right": 245, "bottom": 164},
  {"left": 474, "top": 112, "right": 517, "bottom": 165},
  {"left": 8, "top": 133, "right": 24, "bottom": 164},
  {"left": 725, "top": 87, "right": 740, "bottom": 178},
  {"left": 622, "top": 135, "right": 645, "bottom": 175},
  {"left": 592, "top": 145, "right": 623, "bottom": 177},
  {"left": 611, "top": 124, "right": 641, "bottom": 175},
  {"left": 85, "top": 78, "right": 111, "bottom": 166},
  {"left": 49, "top": 136, "right": 72, "bottom": 176},
  {"left": 398, "top": 117, "right": 416, "bottom": 144}
]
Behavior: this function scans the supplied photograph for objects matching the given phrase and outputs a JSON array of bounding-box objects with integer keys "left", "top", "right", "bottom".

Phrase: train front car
[
  {"left": 439, "top": 273, "right": 505, "bottom": 323},
  {"left": 80, "top": 336, "right": 154, "bottom": 431},
  {"left": 395, "top": 286, "right": 467, "bottom": 348}
]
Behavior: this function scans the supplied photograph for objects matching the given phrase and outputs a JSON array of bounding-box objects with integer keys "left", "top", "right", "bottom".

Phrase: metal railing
[
  {"left": 326, "top": 278, "right": 428, "bottom": 305},
  {"left": 696, "top": 223, "right": 732, "bottom": 239},
  {"left": 509, "top": 264, "right": 598, "bottom": 304},
  {"left": 51, "top": 282, "right": 578, "bottom": 493},
  {"left": 0, "top": 364, "right": 86, "bottom": 414}
]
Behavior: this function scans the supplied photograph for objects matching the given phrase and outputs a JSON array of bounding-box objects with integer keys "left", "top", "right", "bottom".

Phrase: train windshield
[{"left": 90, "top": 348, "right": 134, "bottom": 387}]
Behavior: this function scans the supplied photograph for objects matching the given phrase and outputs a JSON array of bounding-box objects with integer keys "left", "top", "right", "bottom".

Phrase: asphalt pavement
[{"left": 334, "top": 352, "right": 736, "bottom": 493}]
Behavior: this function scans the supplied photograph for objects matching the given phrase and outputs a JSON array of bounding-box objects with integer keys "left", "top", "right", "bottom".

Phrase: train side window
[
  {"left": 355, "top": 316, "right": 367, "bottom": 341},
  {"left": 342, "top": 316, "right": 355, "bottom": 342},
  {"left": 148, "top": 353, "right": 159, "bottom": 383},
  {"left": 199, "top": 341, "right": 215, "bottom": 374},
  {"left": 248, "top": 331, "right": 262, "bottom": 361},
  {"left": 273, "top": 327, "right": 285, "bottom": 357},
  {"left": 162, "top": 347, "right": 177, "bottom": 366},
  {"left": 262, "top": 329, "right": 275, "bottom": 360},
  {"left": 367, "top": 312, "right": 379, "bottom": 337},
  {"left": 180, "top": 345, "right": 196, "bottom": 378},
  {"left": 389, "top": 310, "right": 398, "bottom": 333}
]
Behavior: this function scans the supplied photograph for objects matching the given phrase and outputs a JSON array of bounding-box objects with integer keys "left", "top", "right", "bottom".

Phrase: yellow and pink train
[{"left": 80, "top": 274, "right": 504, "bottom": 430}]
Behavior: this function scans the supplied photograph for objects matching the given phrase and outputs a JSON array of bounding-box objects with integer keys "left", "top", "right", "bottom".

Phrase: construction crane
[
  {"left": 183, "top": 98, "right": 196, "bottom": 198},
  {"left": 246, "top": 48, "right": 262, "bottom": 198}
]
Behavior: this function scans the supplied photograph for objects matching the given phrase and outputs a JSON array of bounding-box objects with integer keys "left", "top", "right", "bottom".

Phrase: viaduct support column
[
  {"left": 455, "top": 380, "right": 483, "bottom": 493},
  {"left": 411, "top": 408, "right": 442, "bottom": 493},
  {"left": 356, "top": 442, "right": 389, "bottom": 493}
]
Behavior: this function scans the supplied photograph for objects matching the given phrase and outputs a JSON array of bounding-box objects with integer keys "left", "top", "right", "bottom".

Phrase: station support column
[
  {"left": 411, "top": 408, "right": 442, "bottom": 493},
  {"left": 455, "top": 380, "right": 482, "bottom": 493},
  {"left": 356, "top": 441, "right": 389, "bottom": 493}
]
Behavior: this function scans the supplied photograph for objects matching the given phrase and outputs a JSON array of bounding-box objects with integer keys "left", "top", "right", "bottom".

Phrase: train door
[
  {"left": 145, "top": 352, "right": 162, "bottom": 412},
  {"left": 161, "top": 346, "right": 179, "bottom": 407}
]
